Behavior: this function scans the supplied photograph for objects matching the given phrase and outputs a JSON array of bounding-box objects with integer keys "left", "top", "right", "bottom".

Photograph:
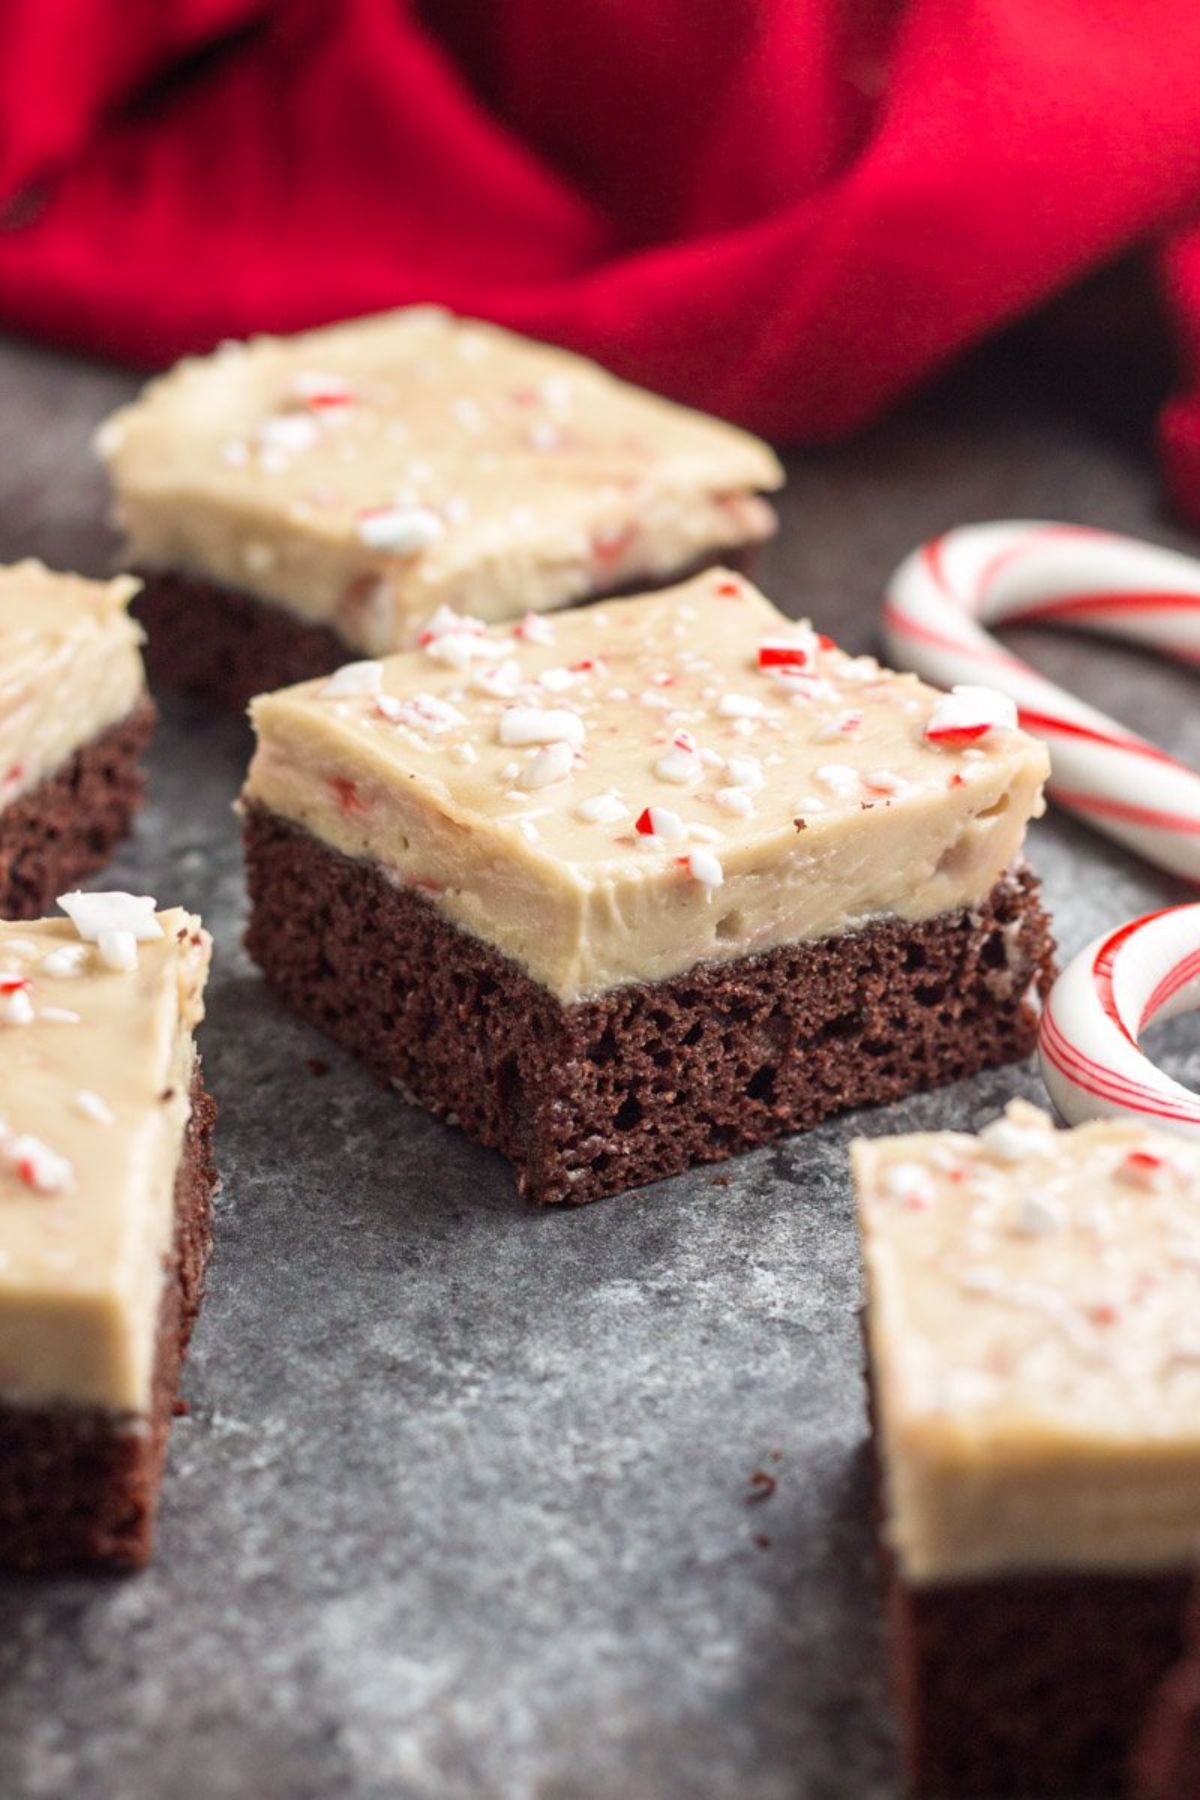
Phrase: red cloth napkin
[{"left": 4, "top": 0, "right": 1200, "bottom": 515}]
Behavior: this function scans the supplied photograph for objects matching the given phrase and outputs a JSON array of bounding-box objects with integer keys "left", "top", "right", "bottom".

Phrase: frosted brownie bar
[
  {"left": 242, "top": 569, "right": 1053, "bottom": 1204},
  {"left": 0, "top": 561, "right": 153, "bottom": 917},
  {"left": 0, "top": 897, "right": 215, "bottom": 1570},
  {"left": 855, "top": 1102, "right": 1200, "bottom": 1796},
  {"left": 96, "top": 306, "right": 782, "bottom": 710}
]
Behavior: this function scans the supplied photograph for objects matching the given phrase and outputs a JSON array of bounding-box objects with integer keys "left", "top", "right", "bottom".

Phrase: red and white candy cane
[
  {"left": 1039, "top": 904, "right": 1200, "bottom": 1142},
  {"left": 884, "top": 521, "right": 1200, "bottom": 881}
]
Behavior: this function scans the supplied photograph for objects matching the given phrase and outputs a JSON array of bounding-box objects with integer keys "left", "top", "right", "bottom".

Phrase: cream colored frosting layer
[
  {"left": 96, "top": 307, "right": 782, "bottom": 654},
  {"left": 0, "top": 912, "right": 210, "bottom": 1413},
  {"left": 855, "top": 1102, "right": 1200, "bottom": 1584},
  {"left": 0, "top": 560, "right": 146, "bottom": 806},
  {"left": 243, "top": 571, "right": 1049, "bottom": 1001}
]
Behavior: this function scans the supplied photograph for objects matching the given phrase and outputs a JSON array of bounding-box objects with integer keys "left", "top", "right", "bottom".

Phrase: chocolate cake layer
[
  {"left": 243, "top": 806, "right": 1056, "bottom": 1206},
  {"left": 887, "top": 1564, "right": 1190, "bottom": 1797},
  {"left": 1135, "top": 1588, "right": 1200, "bottom": 1800},
  {"left": 133, "top": 549, "right": 757, "bottom": 713},
  {"left": 0, "top": 701, "right": 155, "bottom": 920},
  {"left": 0, "top": 1068, "right": 217, "bottom": 1572}
]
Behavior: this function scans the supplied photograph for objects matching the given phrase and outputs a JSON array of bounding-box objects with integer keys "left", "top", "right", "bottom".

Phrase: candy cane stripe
[
  {"left": 884, "top": 521, "right": 1200, "bottom": 880},
  {"left": 1038, "top": 904, "right": 1200, "bottom": 1141}
]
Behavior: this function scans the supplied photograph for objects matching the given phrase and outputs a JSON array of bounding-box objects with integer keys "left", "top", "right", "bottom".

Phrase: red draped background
[{"left": 4, "top": 1, "right": 1200, "bottom": 516}]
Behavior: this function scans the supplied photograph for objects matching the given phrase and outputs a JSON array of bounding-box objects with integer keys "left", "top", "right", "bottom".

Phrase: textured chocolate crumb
[
  {"left": 243, "top": 806, "right": 1055, "bottom": 1207},
  {"left": 0, "top": 703, "right": 154, "bottom": 919}
]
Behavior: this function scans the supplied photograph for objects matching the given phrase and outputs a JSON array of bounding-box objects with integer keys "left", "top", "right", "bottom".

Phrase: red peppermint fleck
[
  {"left": 949, "top": 772, "right": 966, "bottom": 789},
  {"left": 592, "top": 525, "right": 636, "bottom": 567},
  {"left": 305, "top": 388, "right": 353, "bottom": 410},
  {"left": 328, "top": 776, "right": 367, "bottom": 817},
  {"left": 672, "top": 729, "right": 697, "bottom": 752},
  {"left": 816, "top": 634, "right": 836, "bottom": 651},
  {"left": 570, "top": 658, "right": 595, "bottom": 673},
  {"left": 715, "top": 580, "right": 741, "bottom": 597},
  {"left": 0, "top": 976, "right": 29, "bottom": 995},
  {"left": 927, "top": 723, "right": 991, "bottom": 748},
  {"left": 758, "top": 642, "right": 810, "bottom": 670},
  {"left": 1125, "top": 1150, "right": 1163, "bottom": 1174},
  {"left": 15, "top": 1156, "right": 37, "bottom": 1188},
  {"left": 635, "top": 808, "right": 655, "bottom": 836},
  {"left": 1088, "top": 1301, "right": 1120, "bottom": 1327}
]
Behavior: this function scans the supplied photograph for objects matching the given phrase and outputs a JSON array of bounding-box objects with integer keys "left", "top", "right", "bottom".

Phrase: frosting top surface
[
  {"left": 0, "top": 909, "right": 210, "bottom": 1411},
  {"left": 0, "top": 560, "right": 146, "bottom": 803},
  {"left": 244, "top": 571, "right": 1050, "bottom": 998},
  {"left": 97, "top": 308, "right": 783, "bottom": 650},
  {"left": 856, "top": 1101, "right": 1200, "bottom": 1579}
]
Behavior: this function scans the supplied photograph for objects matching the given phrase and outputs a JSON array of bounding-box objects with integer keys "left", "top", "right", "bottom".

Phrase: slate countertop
[{"left": 0, "top": 333, "right": 1196, "bottom": 1800}]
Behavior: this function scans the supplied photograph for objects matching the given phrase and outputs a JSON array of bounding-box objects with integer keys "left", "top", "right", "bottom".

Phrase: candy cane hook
[
  {"left": 1040, "top": 904, "right": 1200, "bottom": 1142},
  {"left": 884, "top": 521, "right": 1200, "bottom": 881}
]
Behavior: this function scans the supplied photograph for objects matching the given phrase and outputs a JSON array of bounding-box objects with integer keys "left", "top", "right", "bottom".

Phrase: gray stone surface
[{"left": 0, "top": 334, "right": 1196, "bottom": 1800}]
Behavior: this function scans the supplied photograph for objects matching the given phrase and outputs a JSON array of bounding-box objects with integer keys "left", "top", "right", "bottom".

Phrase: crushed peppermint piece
[
  {"left": 417, "top": 604, "right": 486, "bottom": 646},
  {"left": 9, "top": 1135, "right": 72, "bottom": 1193},
  {"left": 813, "top": 710, "right": 862, "bottom": 743},
  {"left": 784, "top": 674, "right": 839, "bottom": 704},
  {"left": 97, "top": 930, "right": 139, "bottom": 972},
  {"left": 471, "top": 662, "right": 521, "bottom": 699},
  {"left": 322, "top": 660, "right": 384, "bottom": 698},
  {"left": 815, "top": 764, "right": 860, "bottom": 798},
  {"left": 451, "top": 742, "right": 479, "bottom": 765},
  {"left": 39, "top": 1007, "right": 81, "bottom": 1024},
  {"left": 714, "top": 787, "right": 755, "bottom": 816},
  {"left": 520, "top": 742, "right": 575, "bottom": 790},
  {"left": 291, "top": 371, "right": 354, "bottom": 409},
  {"left": 634, "top": 805, "right": 686, "bottom": 842},
  {"left": 391, "top": 694, "right": 467, "bottom": 734},
  {"left": 513, "top": 612, "right": 554, "bottom": 644},
  {"left": 0, "top": 979, "right": 33, "bottom": 1025},
  {"left": 257, "top": 413, "right": 318, "bottom": 456},
  {"left": 654, "top": 746, "right": 701, "bottom": 785},
  {"left": 881, "top": 1163, "right": 936, "bottom": 1210},
  {"left": 979, "top": 1112, "right": 1055, "bottom": 1163},
  {"left": 864, "top": 769, "right": 910, "bottom": 797},
  {"left": 41, "top": 944, "right": 88, "bottom": 978},
  {"left": 423, "top": 631, "right": 491, "bottom": 670},
  {"left": 576, "top": 793, "right": 627, "bottom": 825},
  {"left": 717, "top": 693, "right": 765, "bottom": 720},
  {"left": 686, "top": 823, "right": 723, "bottom": 843},
  {"left": 356, "top": 505, "right": 444, "bottom": 554},
  {"left": 1118, "top": 1149, "right": 1171, "bottom": 1190},
  {"left": 538, "top": 666, "right": 579, "bottom": 693},
  {"left": 1013, "top": 1191, "right": 1063, "bottom": 1237},
  {"left": 758, "top": 633, "right": 818, "bottom": 670},
  {"left": 58, "top": 892, "right": 162, "bottom": 945},
  {"left": 498, "top": 707, "right": 585, "bottom": 748},
  {"left": 74, "top": 1089, "right": 115, "bottom": 1124},
  {"left": 686, "top": 848, "right": 724, "bottom": 893},
  {"left": 725, "top": 753, "right": 764, "bottom": 791},
  {"left": 925, "top": 685, "right": 1018, "bottom": 748}
]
